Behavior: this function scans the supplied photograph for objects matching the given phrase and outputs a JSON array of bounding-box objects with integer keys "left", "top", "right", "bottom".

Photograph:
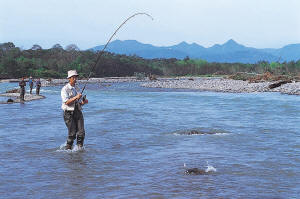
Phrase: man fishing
[
  {"left": 61, "top": 70, "right": 88, "bottom": 150},
  {"left": 19, "top": 77, "right": 26, "bottom": 101},
  {"left": 59, "top": 13, "right": 152, "bottom": 150}
]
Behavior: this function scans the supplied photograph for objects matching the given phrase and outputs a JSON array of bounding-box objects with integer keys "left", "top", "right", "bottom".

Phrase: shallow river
[{"left": 0, "top": 82, "right": 299, "bottom": 198}]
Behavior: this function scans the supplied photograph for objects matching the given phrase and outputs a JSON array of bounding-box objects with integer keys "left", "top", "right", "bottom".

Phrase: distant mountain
[
  {"left": 90, "top": 39, "right": 300, "bottom": 63},
  {"left": 262, "top": 44, "right": 300, "bottom": 62},
  {"left": 91, "top": 40, "right": 189, "bottom": 59}
]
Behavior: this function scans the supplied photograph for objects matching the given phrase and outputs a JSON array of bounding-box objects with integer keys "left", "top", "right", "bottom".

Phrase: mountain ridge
[{"left": 90, "top": 39, "right": 300, "bottom": 63}]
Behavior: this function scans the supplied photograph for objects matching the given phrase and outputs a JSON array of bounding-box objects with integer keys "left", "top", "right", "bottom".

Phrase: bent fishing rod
[{"left": 80, "top": 12, "right": 154, "bottom": 95}]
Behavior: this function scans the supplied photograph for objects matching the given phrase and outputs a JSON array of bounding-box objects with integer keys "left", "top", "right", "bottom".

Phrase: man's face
[{"left": 69, "top": 76, "right": 77, "bottom": 85}]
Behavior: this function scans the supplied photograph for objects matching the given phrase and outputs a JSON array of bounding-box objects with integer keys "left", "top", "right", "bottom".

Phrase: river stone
[
  {"left": 178, "top": 129, "right": 218, "bottom": 135},
  {"left": 185, "top": 168, "right": 207, "bottom": 175},
  {"left": 7, "top": 99, "right": 14, "bottom": 103}
]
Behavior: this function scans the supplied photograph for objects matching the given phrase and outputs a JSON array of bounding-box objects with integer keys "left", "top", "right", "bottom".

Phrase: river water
[{"left": 0, "top": 82, "right": 299, "bottom": 198}]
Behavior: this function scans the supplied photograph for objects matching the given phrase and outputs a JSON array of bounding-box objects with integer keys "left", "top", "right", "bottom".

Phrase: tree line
[{"left": 0, "top": 42, "right": 299, "bottom": 79}]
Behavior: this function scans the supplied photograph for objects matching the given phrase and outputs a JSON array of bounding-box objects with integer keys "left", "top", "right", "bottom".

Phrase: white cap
[{"left": 67, "top": 70, "right": 79, "bottom": 78}]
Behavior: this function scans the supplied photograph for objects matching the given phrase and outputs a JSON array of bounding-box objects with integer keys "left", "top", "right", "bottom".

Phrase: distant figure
[
  {"left": 36, "top": 78, "right": 41, "bottom": 95},
  {"left": 28, "top": 76, "right": 34, "bottom": 94},
  {"left": 19, "top": 77, "right": 26, "bottom": 101},
  {"left": 61, "top": 70, "right": 88, "bottom": 150}
]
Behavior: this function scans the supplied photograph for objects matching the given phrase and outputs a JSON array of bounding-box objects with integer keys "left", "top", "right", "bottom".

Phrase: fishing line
[{"left": 80, "top": 12, "right": 154, "bottom": 94}]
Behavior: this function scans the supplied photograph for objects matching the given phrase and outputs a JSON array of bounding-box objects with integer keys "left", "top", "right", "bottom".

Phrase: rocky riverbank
[
  {"left": 141, "top": 77, "right": 300, "bottom": 95},
  {"left": 1, "top": 76, "right": 299, "bottom": 95},
  {"left": 44, "top": 77, "right": 141, "bottom": 86}
]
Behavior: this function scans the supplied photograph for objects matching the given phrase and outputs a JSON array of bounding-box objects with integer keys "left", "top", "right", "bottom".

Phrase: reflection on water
[{"left": 0, "top": 82, "right": 299, "bottom": 198}]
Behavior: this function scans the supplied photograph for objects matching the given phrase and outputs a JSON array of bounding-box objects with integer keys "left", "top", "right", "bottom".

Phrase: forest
[{"left": 1, "top": 42, "right": 300, "bottom": 79}]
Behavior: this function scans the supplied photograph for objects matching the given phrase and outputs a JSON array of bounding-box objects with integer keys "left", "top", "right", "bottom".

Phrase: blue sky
[{"left": 1, "top": 0, "right": 299, "bottom": 50}]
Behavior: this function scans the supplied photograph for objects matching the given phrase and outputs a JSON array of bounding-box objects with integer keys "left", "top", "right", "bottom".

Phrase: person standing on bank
[
  {"left": 61, "top": 70, "right": 88, "bottom": 150},
  {"left": 28, "top": 76, "right": 34, "bottom": 94},
  {"left": 36, "top": 78, "right": 41, "bottom": 95},
  {"left": 19, "top": 77, "right": 26, "bottom": 101}
]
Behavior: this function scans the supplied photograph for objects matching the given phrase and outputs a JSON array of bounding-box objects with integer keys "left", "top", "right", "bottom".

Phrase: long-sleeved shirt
[{"left": 61, "top": 83, "right": 82, "bottom": 111}]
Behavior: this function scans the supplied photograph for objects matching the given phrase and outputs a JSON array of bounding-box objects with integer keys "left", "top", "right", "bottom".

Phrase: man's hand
[
  {"left": 81, "top": 99, "right": 88, "bottom": 105},
  {"left": 75, "top": 93, "right": 82, "bottom": 100},
  {"left": 65, "top": 93, "right": 82, "bottom": 106}
]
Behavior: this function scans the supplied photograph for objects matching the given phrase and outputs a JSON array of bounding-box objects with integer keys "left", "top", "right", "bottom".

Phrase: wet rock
[
  {"left": 185, "top": 168, "right": 207, "bottom": 175},
  {"left": 7, "top": 98, "right": 14, "bottom": 103},
  {"left": 178, "top": 129, "right": 218, "bottom": 135}
]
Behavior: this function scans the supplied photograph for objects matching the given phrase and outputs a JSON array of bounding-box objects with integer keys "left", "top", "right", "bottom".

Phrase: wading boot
[
  {"left": 65, "top": 144, "right": 72, "bottom": 150},
  {"left": 77, "top": 144, "right": 83, "bottom": 150}
]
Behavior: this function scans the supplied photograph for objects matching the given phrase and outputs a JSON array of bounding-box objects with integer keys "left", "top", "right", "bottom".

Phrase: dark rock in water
[
  {"left": 174, "top": 128, "right": 229, "bottom": 136},
  {"left": 181, "top": 130, "right": 217, "bottom": 135},
  {"left": 7, "top": 98, "right": 14, "bottom": 103},
  {"left": 185, "top": 168, "right": 207, "bottom": 175}
]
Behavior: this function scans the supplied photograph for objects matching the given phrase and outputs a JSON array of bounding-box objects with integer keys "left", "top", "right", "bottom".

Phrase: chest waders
[{"left": 64, "top": 101, "right": 85, "bottom": 149}]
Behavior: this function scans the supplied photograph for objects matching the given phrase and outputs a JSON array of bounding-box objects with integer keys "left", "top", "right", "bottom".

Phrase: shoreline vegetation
[{"left": 1, "top": 42, "right": 300, "bottom": 80}]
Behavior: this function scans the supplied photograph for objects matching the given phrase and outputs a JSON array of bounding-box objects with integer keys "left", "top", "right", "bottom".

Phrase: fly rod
[{"left": 80, "top": 12, "right": 154, "bottom": 94}]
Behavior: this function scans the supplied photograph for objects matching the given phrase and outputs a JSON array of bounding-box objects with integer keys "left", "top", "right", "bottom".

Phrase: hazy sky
[{"left": 1, "top": 0, "right": 300, "bottom": 50}]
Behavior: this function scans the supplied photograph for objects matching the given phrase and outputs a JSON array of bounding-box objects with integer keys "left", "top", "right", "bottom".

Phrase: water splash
[
  {"left": 56, "top": 142, "right": 85, "bottom": 153},
  {"left": 205, "top": 161, "right": 217, "bottom": 172},
  {"left": 184, "top": 161, "right": 217, "bottom": 175}
]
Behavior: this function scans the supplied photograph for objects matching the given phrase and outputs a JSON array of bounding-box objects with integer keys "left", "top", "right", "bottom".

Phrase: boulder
[{"left": 7, "top": 98, "right": 14, "bottom": 103}]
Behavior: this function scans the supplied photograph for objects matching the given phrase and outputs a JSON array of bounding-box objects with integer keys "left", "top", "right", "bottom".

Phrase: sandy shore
[{"left": 141, "top": 77, "right": 300, "bottom": 95}]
